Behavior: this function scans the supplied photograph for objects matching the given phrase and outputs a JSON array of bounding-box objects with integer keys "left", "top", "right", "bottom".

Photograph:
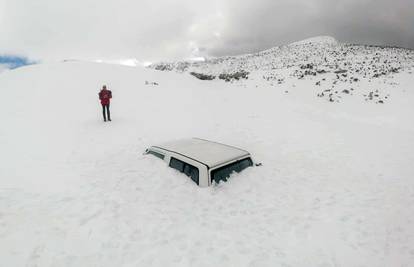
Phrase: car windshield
[
  {"left": 211, "top": 157, "right": 253, "bottom": 184},
  {"left": 147, "top": 149, "right": 165, "bottom": 160}
]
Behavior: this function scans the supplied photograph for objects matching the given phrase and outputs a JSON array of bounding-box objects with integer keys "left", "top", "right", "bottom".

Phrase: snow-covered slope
[
  {"left": 150, "top": 36, "right": 414, "bottom": 103},
  {"left": 1, "top": 46, "right": 414, "bottom": 266}
]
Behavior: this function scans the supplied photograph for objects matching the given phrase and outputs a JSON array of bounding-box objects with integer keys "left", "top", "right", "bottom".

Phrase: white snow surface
[
  {"left": 0, "top": 64, "right": 10, "bottom": 74},
  {"left": 1, "top": 46, "right": 414, "bottom": 267}
]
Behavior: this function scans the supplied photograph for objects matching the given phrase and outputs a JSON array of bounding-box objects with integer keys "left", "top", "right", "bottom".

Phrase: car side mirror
[
  {"left": 143, "top": 149, "right": 149, "bottom": 155},
  {"left": 255, "top": 163, "right": 262, "bottom": 167}
]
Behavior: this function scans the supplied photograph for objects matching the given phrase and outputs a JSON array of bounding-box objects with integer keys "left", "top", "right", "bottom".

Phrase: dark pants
[{"left": 102, "top": 104, "right": 111, "bottom": 121}]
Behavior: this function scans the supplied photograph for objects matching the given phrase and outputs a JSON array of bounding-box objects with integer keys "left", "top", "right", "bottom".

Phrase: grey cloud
[
  {"left": 208, "top": 0, "right": 414, "bottom": 56},
  {"left": 0, "top": 0, "right": 412, "bottom": 62}
]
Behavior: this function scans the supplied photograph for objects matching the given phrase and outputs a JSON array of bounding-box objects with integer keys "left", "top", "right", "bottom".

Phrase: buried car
[{"left": 144, "top": 138, "right": 257, "bottom": 187}]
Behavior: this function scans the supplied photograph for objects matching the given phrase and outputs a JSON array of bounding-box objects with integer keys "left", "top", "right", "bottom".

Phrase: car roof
[{"left": 151, "top": 138, "right": 250, "bottom": 168}]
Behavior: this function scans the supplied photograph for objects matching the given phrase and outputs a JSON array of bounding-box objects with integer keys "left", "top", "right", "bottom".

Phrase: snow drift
[{"left": 1, "top": 37, "right": 414, "bottom": 267}]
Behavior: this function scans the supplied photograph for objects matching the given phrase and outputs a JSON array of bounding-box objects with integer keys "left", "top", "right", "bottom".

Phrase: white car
[{"left": 144, "top": 138, "right": 256, "bottom": 187}]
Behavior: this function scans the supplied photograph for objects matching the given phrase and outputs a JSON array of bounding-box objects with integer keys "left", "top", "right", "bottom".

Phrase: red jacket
[{"left": 99, "top": 89, "right": 112, "bottom": 105}]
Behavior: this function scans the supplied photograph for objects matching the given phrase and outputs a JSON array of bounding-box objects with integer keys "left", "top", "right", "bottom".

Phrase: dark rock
[
  {"left": 368, "top": 92, "right": 373, "bottom": 100},
  {"left": 219, "top": 71, "right": 249, "bottom": 82},
  {"left": 145, "top": 81, "right": 159, "bottom": 86},
  {"left": 190, "top": 72, "right": 216, "bottom": 80},
  {"left": 300, "top": 63, "right": 314, "bottom": 69}
]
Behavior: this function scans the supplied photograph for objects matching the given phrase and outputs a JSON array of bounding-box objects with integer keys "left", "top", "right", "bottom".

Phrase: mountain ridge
[{"left": 148, "top": 36, "right": 414, "bottom": 103}]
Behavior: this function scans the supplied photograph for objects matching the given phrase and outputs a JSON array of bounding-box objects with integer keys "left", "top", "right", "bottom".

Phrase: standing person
[{"left": 99, "top": 85, "right": 112, "bottom": 121}]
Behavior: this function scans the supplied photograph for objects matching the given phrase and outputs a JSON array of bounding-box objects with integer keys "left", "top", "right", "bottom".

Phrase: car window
[
  {"left": 169, "top": 157, "right": 184, "bottom": 172},
  {"left": 211, "top": 157, "right": 253, "bottom": 184},
  {"left": 169, "top": 157, "right": 199, "bottom": 185},
  {"left": 238, "top": 158, "right": 253, "bottom": 171},
  {"left": 148, "top": 150, "right": 165, "bottom": 160}
]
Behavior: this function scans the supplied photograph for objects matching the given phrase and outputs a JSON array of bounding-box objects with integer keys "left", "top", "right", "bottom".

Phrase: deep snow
[{"left": 1, "top": 40, "right": 414, "bottom": 267}]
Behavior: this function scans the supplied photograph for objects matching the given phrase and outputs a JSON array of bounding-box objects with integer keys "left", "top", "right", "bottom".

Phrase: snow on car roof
[{"left": 152, "top": 138, "right": 250, "bottom": 168}]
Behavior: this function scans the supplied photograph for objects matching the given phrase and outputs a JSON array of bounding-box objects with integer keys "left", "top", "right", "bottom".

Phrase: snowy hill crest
[
  {"left": 289, "top": 35, "right": 339, "bottom": 46},
  {"left": 149, "top": 36, "right": 414, "bottom": 103}
]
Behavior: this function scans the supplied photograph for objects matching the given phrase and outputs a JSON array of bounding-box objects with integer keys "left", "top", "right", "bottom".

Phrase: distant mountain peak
[{"left": 289, "top": 36, "right": 338, "bottom": 46}]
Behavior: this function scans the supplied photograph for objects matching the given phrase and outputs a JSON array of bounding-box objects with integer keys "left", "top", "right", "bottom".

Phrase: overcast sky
[{"left": 0, "top": 0, "right": 413, "bottom": 63}]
